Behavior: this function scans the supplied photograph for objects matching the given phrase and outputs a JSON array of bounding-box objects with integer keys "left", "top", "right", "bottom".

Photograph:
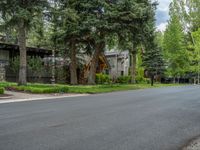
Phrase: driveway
[{"left": 0, "top": 85, "right": 200, "bottom": 150}]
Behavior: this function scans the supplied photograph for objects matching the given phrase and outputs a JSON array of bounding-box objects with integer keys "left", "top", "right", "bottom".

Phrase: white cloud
[
  {"left": 156, "top": 22, "right": 168, "bottom": 32},
  {"left": 157, "top": 0, "right": 172, "bottom": 12},
  {"left": 156, "top": 0, "right": 172, "bottom": 31}
]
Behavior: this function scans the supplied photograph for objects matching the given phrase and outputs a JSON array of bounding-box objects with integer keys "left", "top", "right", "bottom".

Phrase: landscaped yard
[
  {"left": 0, "top": 82, "right": 185, "bottom": 94},
  {"left": 0, "top": 82, "right": 69, "bottom": 94}
]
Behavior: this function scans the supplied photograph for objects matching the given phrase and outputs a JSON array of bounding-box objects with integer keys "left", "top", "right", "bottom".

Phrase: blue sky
[{"left": 156, "top": 0, "right": 172, "bottom": 31}]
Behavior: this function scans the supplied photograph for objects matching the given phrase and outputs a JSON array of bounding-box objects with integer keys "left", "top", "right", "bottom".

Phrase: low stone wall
[{"left": 0, "top": 64, "right": 5, "bottom": 81}]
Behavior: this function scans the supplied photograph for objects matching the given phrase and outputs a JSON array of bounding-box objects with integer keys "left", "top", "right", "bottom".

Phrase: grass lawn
[
  {"left": 67, "top": 83, "right": 185, "bottom": 94},
  {"left": 0, "top": 82, "right": 186, "bottom": 94}
]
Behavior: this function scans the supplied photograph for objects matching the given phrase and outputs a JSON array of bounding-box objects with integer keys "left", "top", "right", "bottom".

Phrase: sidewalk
[{"left": 0, "top": 91, "right": 88, "bottom": 104}]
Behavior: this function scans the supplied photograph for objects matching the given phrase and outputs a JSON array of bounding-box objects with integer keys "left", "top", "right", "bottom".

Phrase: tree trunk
[
  {"left": 70, "top": 40, "right": 78, "bottom": 85},
  {"left": 151, "top": 75, "right": 154, "bottom": 86},
  {"left": 18, "top": 20, "right": 27, "bottom": 85},
  {"left": 173, "top": 77, "right": 176, "bottom": 84},
  {"left": 87, "top": 43, "right": 102, "bottom": 85},
  {"left": 130, "top": 50, "right": 137, "bottom": 84}
]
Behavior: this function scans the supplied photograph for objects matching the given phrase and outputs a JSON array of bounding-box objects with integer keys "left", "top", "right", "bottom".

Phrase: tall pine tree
[
  {"left": 143, "top": 2, "right": 165, "bottom": 86},
  {"left": 0, "top": 0, "right": 48, "bottom": 85},
  {"left": 109, "top": 0, "right": 154, "bottom": 83}
]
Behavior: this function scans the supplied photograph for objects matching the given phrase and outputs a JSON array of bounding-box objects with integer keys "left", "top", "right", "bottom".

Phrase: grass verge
[
  {"left": 0, "top": 82, "right": 186, "bottom": 94},
  {"left": 0, "top": 82, "right": 68, "bottom": 94},
  {"left": 67, "top": 83, "right": 185, "bottom": 94}
]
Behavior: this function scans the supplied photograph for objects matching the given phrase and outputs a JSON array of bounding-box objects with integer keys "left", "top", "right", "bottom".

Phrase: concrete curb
[
  {"left": 0, "top": 94, "right": 89, "bottom": 104},
  {"left": 0, "top": 94, "right": 13, "bottom": 100}
]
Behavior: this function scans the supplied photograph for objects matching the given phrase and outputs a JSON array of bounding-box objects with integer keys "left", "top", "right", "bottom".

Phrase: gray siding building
[{"left": 105, "top": 50, "right": 130, "bottom": 79}]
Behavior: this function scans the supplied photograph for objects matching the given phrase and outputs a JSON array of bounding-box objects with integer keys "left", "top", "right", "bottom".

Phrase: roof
[
  {"left": 0, "top": 42, "right": 53, "bottom": 54},
  {"left": 105, "top": 50, "right": 129, "bottom": 57}
]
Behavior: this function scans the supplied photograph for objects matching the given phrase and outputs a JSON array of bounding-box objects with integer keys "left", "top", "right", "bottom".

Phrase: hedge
[
  {"left": 96, "top": 74, "right": 111, "bottom": 84},
  {"left": 116, "top": 76, "right": 131, "bottom": 84},
  {"left": 10, "top": 86, "right": 69, "bottom": 94},
  {"left": 0, "top": 87, "right": 4, "bottom": 94}
]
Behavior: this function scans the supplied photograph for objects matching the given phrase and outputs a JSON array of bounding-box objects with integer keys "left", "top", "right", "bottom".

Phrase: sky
[{"left": 156, "top": 0, "right": 172, "bottom": 32}]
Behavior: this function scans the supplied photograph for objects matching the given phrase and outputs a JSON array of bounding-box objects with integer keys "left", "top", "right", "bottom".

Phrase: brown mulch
[{"left": 5, "top": 87, "right": 21, "bottom": 92}]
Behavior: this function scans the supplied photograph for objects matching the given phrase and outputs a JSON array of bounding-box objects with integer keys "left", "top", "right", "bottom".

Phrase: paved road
[{"left": 0, "top": 86, "right": 200, "bottom": 150}]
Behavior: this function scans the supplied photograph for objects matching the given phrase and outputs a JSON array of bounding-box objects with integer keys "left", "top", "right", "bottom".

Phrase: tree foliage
[
  {"left": 163, "top": 0, "right": 188, "bottom": 81},
  {"left": 142, "top": 4, "right": 165, "bottom": 86},
  {"left": 0, "top": 0, "right": 48, "bottom": 85},
  {"left": 0, "top": 0, "right": 162, "bottom": 85}
]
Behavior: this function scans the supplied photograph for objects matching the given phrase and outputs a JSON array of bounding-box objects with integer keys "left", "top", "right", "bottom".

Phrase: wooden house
[{"left": 0, "top": 42, "right": 110, "bottom": 84}]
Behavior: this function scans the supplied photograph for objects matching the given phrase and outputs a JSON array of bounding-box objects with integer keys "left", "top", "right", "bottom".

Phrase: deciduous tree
[{"left": 163, "top": 0, "right": 188, "bottom": 82}]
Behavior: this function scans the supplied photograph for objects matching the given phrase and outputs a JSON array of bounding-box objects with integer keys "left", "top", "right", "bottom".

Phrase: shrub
[
  {"left": 135, "top": 76, "right": 150, "bottom": 84},
  {"left": 27, "top": 83, "right": 53, "bottom": 88},
  {"left": 27, "top": 87, "right": 69, "bottom": 94},
  {"left": 0, "top": 82, "right": 16, "bottom": 88},
  {"left": 116, "top": 76, "right": 131, "bottom": 84},
  {"left": 9, "top": 56, "right": 20, "bottom": 74},
  {"left": 0, "top": 87, "right": 4, "bottom": 94},
  {"left": 10, "top": 85, "right": 69, "bottom": 94},
  {"left": 10, "top": 56, "right": 44, "bottom": 75},
  {"left": 96, "top": 74, "right": 111, "bottom": 84}
]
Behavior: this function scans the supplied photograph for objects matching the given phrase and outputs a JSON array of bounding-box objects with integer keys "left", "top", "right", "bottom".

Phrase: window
[
  {"left": 121, "top": 71, "right": 124, "bottom": 76},
  {"left": 108, "top": 58, "right": 115, "bottom": 68},
  {"left": 0, "top": 50, "right": 9, "bottom": 61}
]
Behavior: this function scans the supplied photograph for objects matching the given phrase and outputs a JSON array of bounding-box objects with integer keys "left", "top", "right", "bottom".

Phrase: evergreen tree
[
  {"left": 142, "top": 3, "right": 165, "bottom": 86},
  {"left": 109, "top": 0, "right": 154, "bottom": 84},
  {"left": 143, "top": 46, "right": 165, "bottom": 86},
  {"left": 83, "top": 0, "right": 110, "bottom": 85},
  {"left": 49, "top": 0, "right": 108, "bottom": 85},
  {"left": 0, "top": 0, "right": 48, "bottom": 85},
  {"left": 27, "top": 13, "right": 48, "bottom": 48},
  {"left": 58, "top": 0, "right": 82, "bottom": 85}
]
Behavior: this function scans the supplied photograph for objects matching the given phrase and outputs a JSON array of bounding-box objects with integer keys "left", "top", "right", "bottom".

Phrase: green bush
[
  {"left": 0, "top": 82, "right": 16, "bottom": 88},
  {"left": 135, "top": 76, "right": 150, "bottom": 84},
  {"left": 27, "top": 87, "right": 69, "bottom": 94},
  {"left": 10, "top": 56, "right": 44, "bottom": 75},
  {"left": 27, "top": 83, "right": 53, "bottom": 88},
  {"left": 116, "top": 76, "right": 131, "bottom": 84},
  {"left": 10, "top": 85, "right": 69, "bottom": 94},
  {"left": 0, "top": 87, "right": 5, "bottom": 94},
  {"left": 96, "top": 74, "right": 111, "bottom": 84}
]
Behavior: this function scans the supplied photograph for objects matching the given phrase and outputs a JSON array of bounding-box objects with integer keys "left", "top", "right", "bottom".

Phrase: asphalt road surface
[{"left": 0, "top": 86, "right": 200, "bottom": 150}]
